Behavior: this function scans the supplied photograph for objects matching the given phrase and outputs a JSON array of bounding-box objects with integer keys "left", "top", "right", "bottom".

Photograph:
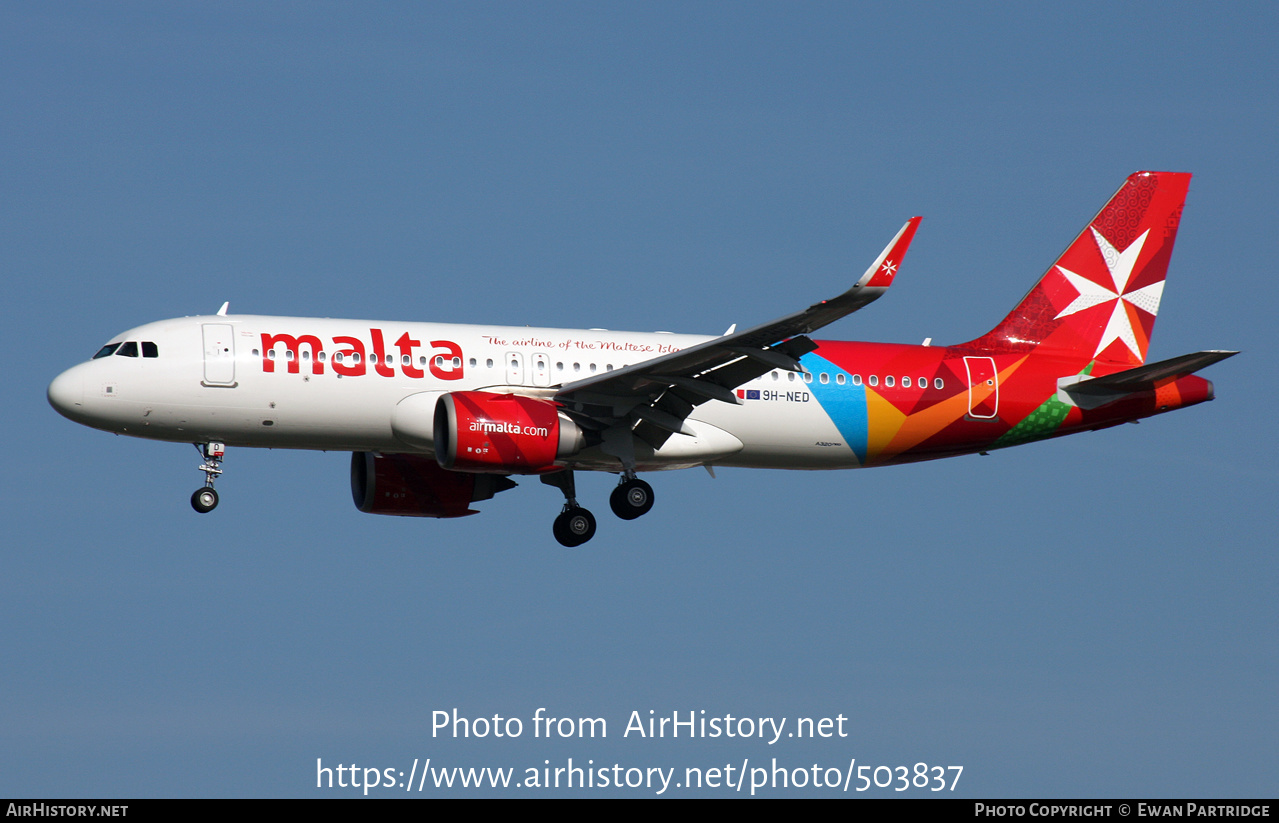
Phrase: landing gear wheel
[
  {"left": 192, "top": 442, "right": 225, "bottom": 514},
  {"left": 191, "top": 487, "right": 219, "bottom": 514},
  {"left": 610, "top": 478, "right": 654, "bottom": 520},
  {"left": 553, "top": 507, "right": 597, "bottom": 547}
]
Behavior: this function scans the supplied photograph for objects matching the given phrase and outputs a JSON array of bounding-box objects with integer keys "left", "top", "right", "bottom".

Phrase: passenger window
[
  {"left": 836, "top": 374, "right": 846, "bottom": 385},
  {"left": 902, "top": 376, "right": 911, "bottom": 388},
  {"left": 116, "top": 342, "right": 139, "bottom": 357},
  {"left": 852, "top": 374, "right": 863, "bottom": 386},
  {"left": 885, "top": 375, "right": 895, "bottom": 387},
  {"left": 486, "top": 359, "right": 494, "bottom": 369},
  {"left": 934, "top": 377, "right": 944, "bottom": 389},
  {"left": 819, "top": 373, "right": 829, "bottom": 384},
  {"left": 93, "top": 343, "right": 121, "bottom": 359},
  {"left": 868, "top": 375, "right": 878, "bottom": 387},
  {"left": 771, "top": 371, "right": 779, "bottom": 381},
  {"left": 142, "top": 341, "right": 159, "bottom": 358},
  {"left": 802, "top": 372, "right": 812, "bottom": 384}
]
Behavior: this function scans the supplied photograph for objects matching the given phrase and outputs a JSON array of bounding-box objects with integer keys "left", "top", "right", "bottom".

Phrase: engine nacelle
[
  {"left": 350, "top": 452, "right": 515, "bottom": 518},
  {"left": 434, "top": 391, "right": 584, "bottom": 474}
]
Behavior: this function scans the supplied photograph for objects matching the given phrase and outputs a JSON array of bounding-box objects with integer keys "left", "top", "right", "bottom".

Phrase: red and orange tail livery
[{"left": 969, "top": 171, "right": 1189, "bottom": 367}]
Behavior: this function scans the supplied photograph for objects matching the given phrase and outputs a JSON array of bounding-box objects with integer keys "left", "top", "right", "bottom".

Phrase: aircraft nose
[{"left": 48, "top": 366, "right": 85, "bottom": 421}]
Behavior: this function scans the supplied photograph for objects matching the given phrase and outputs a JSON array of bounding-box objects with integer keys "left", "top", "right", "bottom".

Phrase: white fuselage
[{"left": 48, "top": 314, "right": 855, "bottom": 472}]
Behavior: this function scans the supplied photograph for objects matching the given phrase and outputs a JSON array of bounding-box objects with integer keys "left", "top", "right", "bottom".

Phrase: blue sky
[{"left": 4, "top": 3, "right": 1276, "bottom": 797}]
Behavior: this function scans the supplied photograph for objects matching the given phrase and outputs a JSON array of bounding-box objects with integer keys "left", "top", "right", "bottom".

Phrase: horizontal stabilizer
[{"left": 1067, "top": 350, "right": 1237, "bottom": 397}]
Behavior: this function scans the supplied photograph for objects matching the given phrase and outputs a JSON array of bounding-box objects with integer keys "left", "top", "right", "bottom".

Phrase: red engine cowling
[
  {"left": 350, "top": 452, "right": 516, "bottom": 518},
  {"left": 433, "top": 391, "right": 584, "bottom": 474}
]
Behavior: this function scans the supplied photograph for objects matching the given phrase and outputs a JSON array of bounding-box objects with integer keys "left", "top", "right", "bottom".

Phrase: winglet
[{"left": 857, "top": 216, "right": 921, "bottom": 289}]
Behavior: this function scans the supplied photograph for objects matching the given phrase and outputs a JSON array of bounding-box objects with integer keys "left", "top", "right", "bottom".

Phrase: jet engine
[
  {"left": 350, "top": 452, "right": 515, "bottom": 518},
  {"left": 433, "top": 391, "right": 584, "bottom": 473}
]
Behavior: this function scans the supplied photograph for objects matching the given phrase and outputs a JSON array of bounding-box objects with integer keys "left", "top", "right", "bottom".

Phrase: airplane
[{"left": 48, "top": 171, "right": 1235, "bottom": 546}]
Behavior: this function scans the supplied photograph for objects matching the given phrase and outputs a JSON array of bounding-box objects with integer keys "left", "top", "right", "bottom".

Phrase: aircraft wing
[{"left": 553, "top": 217, "right": 921, "bottom": 448}]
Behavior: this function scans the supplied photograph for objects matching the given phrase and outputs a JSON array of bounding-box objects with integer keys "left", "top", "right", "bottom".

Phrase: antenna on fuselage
[{"left": 217, "top": 302, "right": 229, "bottom": 316}]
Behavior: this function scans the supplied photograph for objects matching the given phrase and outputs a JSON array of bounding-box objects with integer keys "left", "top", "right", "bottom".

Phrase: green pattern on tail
[{"left": 993, "top": 362, "right": 1095, "bottom": 449}]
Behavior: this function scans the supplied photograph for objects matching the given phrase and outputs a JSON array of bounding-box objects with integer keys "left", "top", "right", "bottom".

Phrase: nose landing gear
[
  {"left": 191, "top": 442, "right": 224, "bottom": 514},
  {"left": 191, "top": 486, "right": 219, "bottom": 513}
]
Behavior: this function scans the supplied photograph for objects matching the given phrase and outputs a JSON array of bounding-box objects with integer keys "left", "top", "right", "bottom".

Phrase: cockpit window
[
  {"left": 116, "top": 341, "right": 139, "bottom": 357},
  {"left": 93, "top": 343, "right": 121, "bottom": 359},
  {"left": 142, "top": 341, "right": 158, "bottom": 358}
]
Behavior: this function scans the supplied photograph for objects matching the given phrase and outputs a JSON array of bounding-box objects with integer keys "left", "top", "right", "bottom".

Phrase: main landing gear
[
  {"left": 542, "top": 470, "right": 595, "bottom": 547},
  {"left": 610, "top": 474, "right": 654, "bottom": 520},
  {"left": 553, "top": 507, "right": 596, "bottom": 548},
  {"left": 191, "top": 442, "right": 224, "bottom": 514},
  {"left": 542, "top": 470, "right": 656, "bottom": 547}
]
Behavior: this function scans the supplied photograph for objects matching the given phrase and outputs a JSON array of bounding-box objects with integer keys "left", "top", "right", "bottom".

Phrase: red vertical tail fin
[{"left": 964, "top": 171, "right": 1191, "bottom": 368}]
